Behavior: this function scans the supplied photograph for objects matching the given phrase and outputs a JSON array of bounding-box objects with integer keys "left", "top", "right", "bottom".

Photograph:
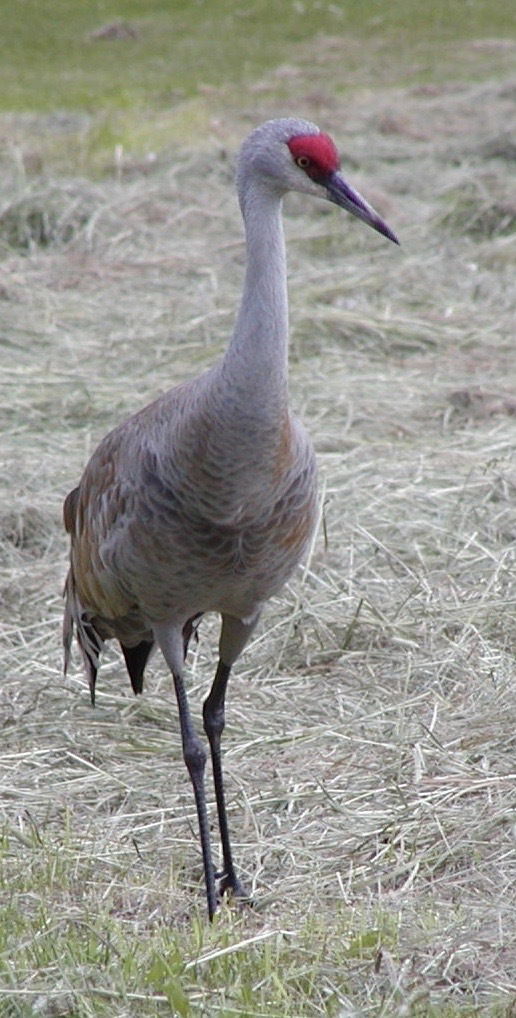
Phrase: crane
[{"left": 63, "top": 117, "right": 398, "bottom": 920}]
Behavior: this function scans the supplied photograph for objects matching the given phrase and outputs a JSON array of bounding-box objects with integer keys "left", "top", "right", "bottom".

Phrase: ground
[{"left": 1, "top": 7, "right": 516, "bottom": 1017}]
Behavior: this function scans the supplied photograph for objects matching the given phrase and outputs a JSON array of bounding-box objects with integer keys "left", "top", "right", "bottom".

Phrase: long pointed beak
[{"left": 326, "top": 171, "right": 399, "bottom": 244}]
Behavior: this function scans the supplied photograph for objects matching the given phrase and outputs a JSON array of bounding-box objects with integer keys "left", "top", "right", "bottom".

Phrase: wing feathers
[{"left": 120, "top": 639, "right": 155, "bottom": 695}]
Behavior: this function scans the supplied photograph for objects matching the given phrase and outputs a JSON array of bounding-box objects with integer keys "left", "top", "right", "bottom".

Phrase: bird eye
[{"left": 295, "top": 155, "right": 311, "bottom": 169}]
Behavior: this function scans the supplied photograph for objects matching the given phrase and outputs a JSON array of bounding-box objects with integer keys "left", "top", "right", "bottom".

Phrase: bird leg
[
  {"left": 154, "top": 623, "right": 219, "bottom": 919},
  {"left": 156, "top": 621, "right": 252, "bottom": 918},
  {"left": 172, "top": 669, "right": 218, "bottom": 920},
  {"left": 203, "top": 660, "right": 250, "bottom": 904}
]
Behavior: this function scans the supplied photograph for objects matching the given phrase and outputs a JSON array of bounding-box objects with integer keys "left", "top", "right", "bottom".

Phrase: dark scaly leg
[
  {"left": 173, "top": 669, "right": 218, "bottom": 920},
  {"left": 154, "top": 623, "right": 217, "bottom": 920},
  {"left": 203, "top": 660, "right": 250, "bottom": 902}
]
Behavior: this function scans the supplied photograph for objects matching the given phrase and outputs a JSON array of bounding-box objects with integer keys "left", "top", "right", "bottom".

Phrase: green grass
[
  {"left": 1, "top": 0, "right": 515, "bottom": 113},
  {"left": 2, "top": 0, "right": 515, "bottom": 176},
  {"left": 0, "top": 831, "right": 401, "bottom": 1016},
  {"left": 0, "top": 835, "right": 479, "bottom": 1018}
]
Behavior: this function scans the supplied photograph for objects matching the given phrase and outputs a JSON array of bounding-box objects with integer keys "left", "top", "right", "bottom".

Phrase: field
[{"left": 1, "top": 2, "right": 516, "bottom": 1015}]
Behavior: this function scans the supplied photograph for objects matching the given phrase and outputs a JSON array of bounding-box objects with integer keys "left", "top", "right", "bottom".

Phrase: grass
[
  {"left": 2, "top": 5, "right": 516, "bottom": 1017},
  {"left": 1, "top": 0, "right": 515, "bottom": 113},
  {"left": 1, "top": 0, "right": 515, "bottom": 176}
]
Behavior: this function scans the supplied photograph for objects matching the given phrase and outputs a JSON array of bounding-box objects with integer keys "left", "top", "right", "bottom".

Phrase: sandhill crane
[{"left": 63, "top": 117, "right": 398, "bottom": 920}]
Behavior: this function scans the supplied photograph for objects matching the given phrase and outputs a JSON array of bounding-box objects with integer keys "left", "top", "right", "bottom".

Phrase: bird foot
[{"left": 216, "top": 870, "right": 253, "bottom": 908}]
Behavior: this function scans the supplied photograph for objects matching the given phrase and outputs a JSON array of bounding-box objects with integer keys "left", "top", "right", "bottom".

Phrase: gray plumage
[{"left": 63, "top": 116, "right": 398, "bottom": 919}]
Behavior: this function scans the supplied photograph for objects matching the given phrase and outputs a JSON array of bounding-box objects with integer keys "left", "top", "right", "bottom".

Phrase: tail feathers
[
  {"left": 120, "top": 615, "right": 202, "bottom": 695},
  {"left": 63, "top": 573, "right": 204, "bottom": 703},
  {"left": 63, "top": 570, "right": 104, "bottom": 706},
  {"left": 63, "top": 590, "right": 74, "bottom": 678},
  {"left": 64, "top": 611, "right": 103, "bottom": 706},
  {"left": 121, "top": 640, "right": 155, "bottom": 696},
  {"left": 182, "top": 612, "right": 203, "bottom": 660},
  {"left": 79, "top": 618, "right": 104, "bottom": 706}
]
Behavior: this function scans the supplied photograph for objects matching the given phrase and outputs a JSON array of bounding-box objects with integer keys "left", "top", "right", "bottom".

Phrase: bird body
[
  {"left": 64, "top": 374, "right": 316, "bottom": 657},
  {"left": 63, "top": 117, "right": 397, "bottom": 918}
]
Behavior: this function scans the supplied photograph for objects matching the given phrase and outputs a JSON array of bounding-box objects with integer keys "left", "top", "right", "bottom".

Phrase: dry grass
[{"left": 1, "top": 66, "right": 516, "bottom": 1016}]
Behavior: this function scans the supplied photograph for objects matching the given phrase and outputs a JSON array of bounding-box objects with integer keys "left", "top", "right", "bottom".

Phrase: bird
[{"left": 63, "top": 116, "right": 398, "bottom": 920}]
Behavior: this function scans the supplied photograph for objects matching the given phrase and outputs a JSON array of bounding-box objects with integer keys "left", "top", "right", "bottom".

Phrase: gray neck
[{"left": 220, "top": 181, "right": 289, "bottom": 418}]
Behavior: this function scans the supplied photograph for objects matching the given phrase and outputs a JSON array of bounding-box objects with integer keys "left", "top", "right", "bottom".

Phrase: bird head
[{"left": 237, "top": 117, "right": 399, "bottom": 245}]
